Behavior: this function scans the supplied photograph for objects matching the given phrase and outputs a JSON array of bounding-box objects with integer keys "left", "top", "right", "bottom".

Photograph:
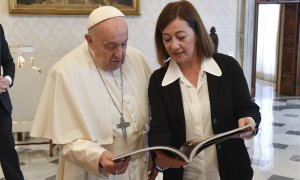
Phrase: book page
[
  {"left": 188, "top": 125, "right": 252, "bottom": 160},
  {"left": 112, "top": 125, "right": 254, "bottom": 163},
  {"left": 112, "top": 146, "right": 190, "bottom": 162},
  {"left": 179, "top": 138, "right": 205, "bottom": 159}
]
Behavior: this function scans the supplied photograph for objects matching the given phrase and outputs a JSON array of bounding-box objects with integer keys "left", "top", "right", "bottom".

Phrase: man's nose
[{"left": 113, "top": 47, "right": 123, "bottom": 58}]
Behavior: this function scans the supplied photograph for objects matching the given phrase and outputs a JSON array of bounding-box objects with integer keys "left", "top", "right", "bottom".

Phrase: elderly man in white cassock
[{"left": 30, "top": 6, "right": 156, "bottom": 180}]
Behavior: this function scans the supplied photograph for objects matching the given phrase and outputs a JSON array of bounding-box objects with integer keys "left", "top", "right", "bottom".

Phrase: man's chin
[
  {"left": 108, "top": 64, "right": 122, "bottom": 71},
  {"left": 106, "top": 60, "right": 124, "bottom": 71}
]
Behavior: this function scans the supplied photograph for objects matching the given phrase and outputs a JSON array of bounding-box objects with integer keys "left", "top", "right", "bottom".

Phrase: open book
[{"left": 113, "top": 125, "right": 255, "bottom": 162}]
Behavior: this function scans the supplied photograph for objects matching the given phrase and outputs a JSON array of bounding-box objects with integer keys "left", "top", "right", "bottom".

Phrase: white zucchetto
[{"left": 88, "top": 6, "right": 125, "bottom": 29}]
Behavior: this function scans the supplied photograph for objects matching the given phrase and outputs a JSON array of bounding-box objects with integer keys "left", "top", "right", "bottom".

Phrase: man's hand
[
  {"left": 0, "top": 76, "right": 9, "bottom": 94},
  {"left": 99, "top": 151, "right": 131, "bottom": 175}
]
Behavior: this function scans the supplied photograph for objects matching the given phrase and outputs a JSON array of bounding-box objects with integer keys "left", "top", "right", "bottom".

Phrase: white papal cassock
[{"left": 30, "top": 42, "right": 151, "bottom": 180}]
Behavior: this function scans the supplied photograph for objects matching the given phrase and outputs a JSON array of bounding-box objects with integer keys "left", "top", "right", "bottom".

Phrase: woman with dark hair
[{"left": 148, "top": 1, "right": 261, "bottom": 180}]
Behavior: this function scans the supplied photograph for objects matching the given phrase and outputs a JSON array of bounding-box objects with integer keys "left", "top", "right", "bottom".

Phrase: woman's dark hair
[{"left": 155, "top": 0, "right": 214, "bottom": 67}]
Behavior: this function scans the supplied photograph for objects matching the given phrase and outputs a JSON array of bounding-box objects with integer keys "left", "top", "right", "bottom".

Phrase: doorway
[
  {"left": 255, "top": 4, "right": 281, "bottom": 92},
  {"left": 252, "top": 1, "right": 300, "bottom": 96}
]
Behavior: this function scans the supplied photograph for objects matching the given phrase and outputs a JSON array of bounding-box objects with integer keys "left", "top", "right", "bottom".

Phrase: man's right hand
[
  {"left": 99, "top": 151, "right": 131, "bottom": 175},
  {"left": 0, "top": 76, "right": 9, "bottom": 94}
]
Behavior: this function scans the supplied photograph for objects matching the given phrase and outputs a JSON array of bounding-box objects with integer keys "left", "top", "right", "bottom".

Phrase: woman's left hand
[{"left": 238, "top": 117, "right": 256, "bottom": 139}]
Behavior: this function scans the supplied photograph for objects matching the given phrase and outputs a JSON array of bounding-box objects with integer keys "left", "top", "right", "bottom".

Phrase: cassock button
[
  {"left": 213, "top": 118, "right": 217, "bottom": 124},
  {"left": 217, "top": 145, "right": 222, "bottom": 150}
]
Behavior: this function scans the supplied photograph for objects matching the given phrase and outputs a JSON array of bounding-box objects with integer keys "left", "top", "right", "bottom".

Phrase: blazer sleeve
[
  {"left": 231, "top": 58, "right": 261, "bottom": 127},
  {"left": 0, "top": 24, "right": 15, "bottom": 85},
  {"left": 213, "top": 53, "right": 261, "bottom": 130}
]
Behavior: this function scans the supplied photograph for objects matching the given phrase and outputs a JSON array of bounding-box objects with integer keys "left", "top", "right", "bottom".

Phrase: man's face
[{"left": 86, "top": 17, "right": 128, "bottom": 71}]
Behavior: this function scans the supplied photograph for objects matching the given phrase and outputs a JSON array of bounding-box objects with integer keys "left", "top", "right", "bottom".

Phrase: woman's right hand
[{"left": 154, "top": 150, "right": 188, "bottom": 170}]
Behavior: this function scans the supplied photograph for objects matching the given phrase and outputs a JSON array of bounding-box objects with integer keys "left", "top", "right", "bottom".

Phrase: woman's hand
[
  {"left": 154, "top": 150, "right": 188, "bottom": 170},
  {"left": 238, "top": 117, "right": 256, "bottom": 139},
  {"left": 148, "top": 155, "right": 158, "bottom": 180}
]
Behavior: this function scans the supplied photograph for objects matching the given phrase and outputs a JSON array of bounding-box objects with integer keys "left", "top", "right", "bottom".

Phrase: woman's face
[{"left": 162, "top": 18, "right": 198, "bottom": 65}]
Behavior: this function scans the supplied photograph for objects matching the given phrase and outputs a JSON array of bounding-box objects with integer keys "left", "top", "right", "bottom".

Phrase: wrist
[{"left": 98, "top": 162, "right": 109, "bottom": 178}]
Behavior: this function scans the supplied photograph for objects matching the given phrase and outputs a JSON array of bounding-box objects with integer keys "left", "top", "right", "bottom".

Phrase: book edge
[
  {"left": 112, "top": 146, "right": 189, "bottom": 162},
  {"left": 188, "top": 124, "right": 252, "bottom": 160}
]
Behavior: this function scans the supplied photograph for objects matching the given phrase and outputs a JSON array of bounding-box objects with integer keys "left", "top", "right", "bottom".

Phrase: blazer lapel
[
  {"left": 168, "top": 80, "right": 186, "bottom": 128},
  {"left": 207, "top": 73, "right": 220, "bottom": 117}
]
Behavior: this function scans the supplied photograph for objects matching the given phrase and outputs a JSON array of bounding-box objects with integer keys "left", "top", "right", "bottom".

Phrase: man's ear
[{"left": 85, "top": 33, "right": 93, "bottom": 48}]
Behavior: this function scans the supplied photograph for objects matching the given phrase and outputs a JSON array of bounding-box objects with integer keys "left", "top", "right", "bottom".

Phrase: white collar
[{"left": 162, "top": 57, "right": 222, "bottom": 86}]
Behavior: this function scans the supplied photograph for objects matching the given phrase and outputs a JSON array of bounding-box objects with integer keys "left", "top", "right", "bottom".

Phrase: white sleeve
[{"left": 59, "top": 139, "right": 109, "bottom": 177}]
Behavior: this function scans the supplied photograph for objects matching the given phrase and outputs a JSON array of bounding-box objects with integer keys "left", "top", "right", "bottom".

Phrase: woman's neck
[{"left": 178, "top": 58, "right": 201, "bottom": 87}]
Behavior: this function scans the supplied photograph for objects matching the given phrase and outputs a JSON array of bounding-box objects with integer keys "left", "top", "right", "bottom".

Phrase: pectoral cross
[{"left": 117, "top": 116, "right": 130, "bottom": 138}]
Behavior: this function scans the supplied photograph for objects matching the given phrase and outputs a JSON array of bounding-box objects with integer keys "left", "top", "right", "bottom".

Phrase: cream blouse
[{"left": 162, "top": 58, "right": 222, "bottom": 180}]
